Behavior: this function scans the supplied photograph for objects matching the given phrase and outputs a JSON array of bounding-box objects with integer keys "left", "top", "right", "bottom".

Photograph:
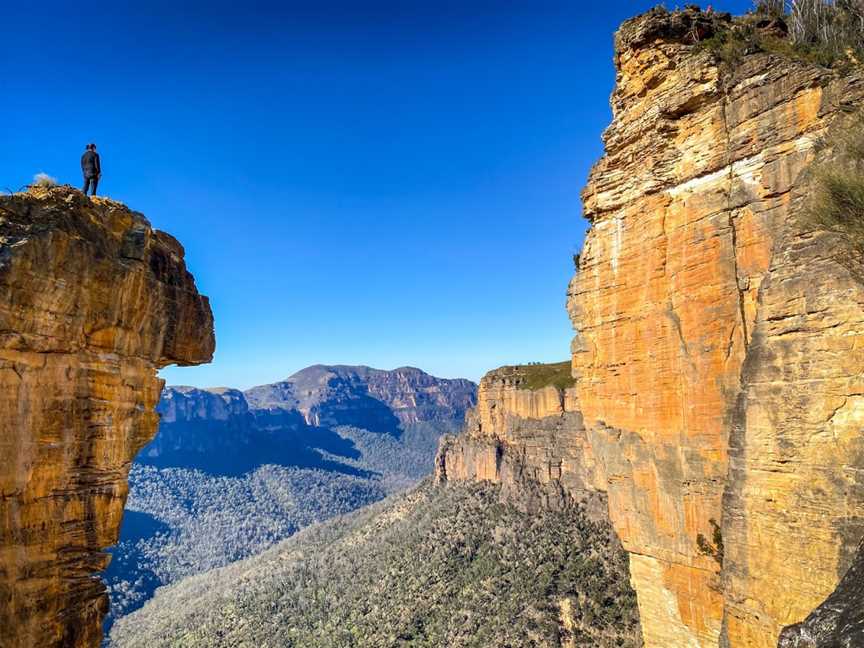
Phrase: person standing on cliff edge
[{"left": 81, "top": 143, "right": 101, "bottom": 196}]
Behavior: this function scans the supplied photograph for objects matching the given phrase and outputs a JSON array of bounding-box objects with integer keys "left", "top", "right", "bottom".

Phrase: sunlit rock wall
[
  {"left": 567, "top": 8, "right": 864, "bottom": 648},
  {"left": 0, "top": 187, "right": 214, "bottom": 647}
]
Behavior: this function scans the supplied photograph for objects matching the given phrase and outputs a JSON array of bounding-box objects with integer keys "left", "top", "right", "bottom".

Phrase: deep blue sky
[{"left": 3, "top": 1, "right": 752, "bottom": 388}]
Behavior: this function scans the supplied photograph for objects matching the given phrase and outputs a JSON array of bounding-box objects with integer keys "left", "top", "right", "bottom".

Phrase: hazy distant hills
[
  {"left": 138, "top": 365, "right": 476, "bottom": 476},
  {"left": 102, "top": 365, "right": 476, "bottom": 629},
  {"left": 141, "top": 387, "right": 365, "bottom": 477}
]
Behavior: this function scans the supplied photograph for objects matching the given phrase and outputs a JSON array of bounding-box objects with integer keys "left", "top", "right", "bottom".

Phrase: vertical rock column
[
  {"left": 721, "top": 192, "right": 864, "bottom": 646},
  {"left": 0, "top": 187, "right": 214, "bottom": 648},
  {"left": 567, "top": 8, "right": 864, "bottom": 648}
]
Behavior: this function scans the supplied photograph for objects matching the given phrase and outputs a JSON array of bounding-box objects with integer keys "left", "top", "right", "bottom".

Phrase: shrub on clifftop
[
  {"left": 804, "top": 115, "right": 864, "bottom": 279},
  {"left": 696, "top": 1, "right": 864, "bottom": 68}
]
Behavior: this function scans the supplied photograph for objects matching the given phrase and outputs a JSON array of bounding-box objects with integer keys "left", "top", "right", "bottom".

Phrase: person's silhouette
[{"left": 81, "top": 143, "right": 101, "bottom": 196}]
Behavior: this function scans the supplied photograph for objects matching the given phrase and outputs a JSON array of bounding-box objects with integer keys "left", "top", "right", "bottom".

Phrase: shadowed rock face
[
  {"left": 778, "top": 539, "right": 864, "bottom": 648},
  {"left": 0, "top": 187, "right": 214, "bottom": 648}
]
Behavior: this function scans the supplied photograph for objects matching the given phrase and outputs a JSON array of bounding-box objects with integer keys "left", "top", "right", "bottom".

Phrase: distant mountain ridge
[
  {"left": 244, "top": 364, "right": 477, "bottom": 432},
  {"left": 157, "top": 386, "right": 249, "bottom": 423},
  {"left": 143, "top": 365, "right": 475, "bottom": 472},
  {"left": 103, "top": 365, "right": 476, "bottom": 630}
]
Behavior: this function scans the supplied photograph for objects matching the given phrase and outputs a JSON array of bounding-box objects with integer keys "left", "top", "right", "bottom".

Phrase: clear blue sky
[{"left": 3, "top": 0, "right": 752, "bottom": 388}]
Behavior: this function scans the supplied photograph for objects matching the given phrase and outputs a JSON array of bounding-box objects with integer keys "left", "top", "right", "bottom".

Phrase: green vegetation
[
  {"left": 803, "top": 115, "right": 864, "bottom": 279},
  {"left": 105, "top": 463, "right": 387, "bottom": 620},
  {"left": 104, "top": 421, "right": 459, "bottom": 623},
  {"left": 699, "top": 1, "right": 864, "bottom": 69},
  {"left": 110, "top": 481, "right": 640, "bottom": 648},
  {"left": 508, "top": 361, "right": 576, "bottom": 392},
  {"left": 696, "top": 519, "right": 725, "bottom": 567}
]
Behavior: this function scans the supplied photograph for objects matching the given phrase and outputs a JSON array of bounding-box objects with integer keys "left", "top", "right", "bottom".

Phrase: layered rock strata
[
  {"left": 439, "top": 7, "right": 864, "bottom": 648},
  {"left": 435, "top": 364, "right": 607, "bottom": 517},
  {"left": 568, "top": 8, "right": 864, "bottom": 647},
  {"left": 0, "top": 187, "right": 214, "bottom": 648}
]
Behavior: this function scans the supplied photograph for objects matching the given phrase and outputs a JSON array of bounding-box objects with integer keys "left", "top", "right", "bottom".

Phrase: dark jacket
[{"left": 81, "top": 150, "right": 101, "bottom": 178}]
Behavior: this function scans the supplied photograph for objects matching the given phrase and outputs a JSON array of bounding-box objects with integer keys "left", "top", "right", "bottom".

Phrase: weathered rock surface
[
  {"left": 440, "top": 7, "right": 864, "bottom": 648},
  {"left": 567, "top": 7, "right": 864, "bottom": 647},
  {"left": 0, "top": 187, "right": 214, "bottom": 648},
  {"left": 436, "top": 364, "right": 607, "bottom": 515},
  {"left": 777, "top": 539, "right": 864, "bottom": 648}
]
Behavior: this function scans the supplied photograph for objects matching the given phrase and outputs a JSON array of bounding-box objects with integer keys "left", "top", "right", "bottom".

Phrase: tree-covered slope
[
  {"left": 103, "top": 368, "right": 474, "bottom": 627},
  {"left": 110, "top": 481, "right": 640, "bottom": 648}
]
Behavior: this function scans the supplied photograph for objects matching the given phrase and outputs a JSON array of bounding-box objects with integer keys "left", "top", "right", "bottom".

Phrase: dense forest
[
  {"left": 110, "top": 481, "right": 640, "bottom": 648},
  {"left": 103, "top": 420, "right": 460, "bottom": 623}
]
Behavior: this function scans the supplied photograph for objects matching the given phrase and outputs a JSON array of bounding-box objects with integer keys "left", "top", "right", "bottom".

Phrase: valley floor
[{"left": 109, "top": 480, "right": 640, "bottom": 648}]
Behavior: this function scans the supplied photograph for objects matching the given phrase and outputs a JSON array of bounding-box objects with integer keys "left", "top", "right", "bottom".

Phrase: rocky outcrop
[
  {"left": 0, "top": 187, "right": 214, "bottom": 648},
  {"left": 439, "top": 7, "right": 864, "bottom": 648},
  {"left": 245, "top": 365, "right": 476, "bottom": 433},
  {"left": 435, "top": 364, "right": 639, "bottom": 644},
  {"left": 435, "top": 364, "right": 607, "bottom": 517}
]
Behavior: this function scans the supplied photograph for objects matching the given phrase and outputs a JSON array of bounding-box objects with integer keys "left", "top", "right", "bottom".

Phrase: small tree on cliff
[{"left": 755, "top": 0, "right": 786, "bottom": 17}]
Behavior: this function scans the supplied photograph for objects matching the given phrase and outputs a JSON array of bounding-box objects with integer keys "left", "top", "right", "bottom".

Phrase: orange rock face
[
  {"left": 436, "top": 365, "right": 608, "bottom": 516},
  {"left": 0, "top": 187, "right": 214, "bottom": 648},
  {"left": 568, "top": 8, "right": 864, "bottom": 648},
  {"left": 440, "top": 8, "right": 864, "bottom": 648}
]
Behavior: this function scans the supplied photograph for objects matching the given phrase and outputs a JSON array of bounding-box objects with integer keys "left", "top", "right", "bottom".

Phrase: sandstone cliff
[
  {"left": 436, "top": 363, "right": 604, "bottom": 514},
  {"left": 0, "top": 187, "right": 214, "bottom": 648},
  {"left": 435, "top": 363, "right": 638, "bottom": 642},
  {"left": 438, "top": 7, "right": 864, "bottom": 648}
]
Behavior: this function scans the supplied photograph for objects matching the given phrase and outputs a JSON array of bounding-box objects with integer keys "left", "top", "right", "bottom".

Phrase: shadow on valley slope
[
  {"left": 137, "top": 408, "right": 369, "bottom": 478},
  {"left": 101, "top": 367, "right": 476, "bottom": 634}
]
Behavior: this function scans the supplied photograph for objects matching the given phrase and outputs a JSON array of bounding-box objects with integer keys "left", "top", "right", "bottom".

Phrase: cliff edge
[
  {"left": 439, "top": 7, "right": 864, "bottom": 648},
  {"left": 0, "top": 187, "right": 214, "bottom": 647}
]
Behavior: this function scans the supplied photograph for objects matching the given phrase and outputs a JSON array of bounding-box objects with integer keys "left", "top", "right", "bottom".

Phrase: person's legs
[
  {"left": 91, "top": 176, "right": 98, "bottom": 196},
  {"left": 83, "top": 177, "right": 91, "bottom": 194}
]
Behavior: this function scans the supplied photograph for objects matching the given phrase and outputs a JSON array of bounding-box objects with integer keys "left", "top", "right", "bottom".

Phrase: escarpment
[
  {"left": 435, "top": 363, "right": 607, "bottom": 516},
  {"left": 245, "top": 364, "right": 476, "bottom": 431},
  {"left": 439, "top": 7, "right": 864, "bottom": 648},
  {"left": 0, "top": 187, "right": 214, "bottom": 647}
]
